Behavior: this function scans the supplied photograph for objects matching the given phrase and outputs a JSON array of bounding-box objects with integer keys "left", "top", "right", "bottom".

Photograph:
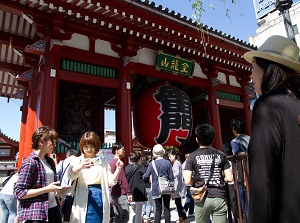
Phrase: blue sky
[{"left": 0, "top": 0, "right": 261, "bottom": 140}]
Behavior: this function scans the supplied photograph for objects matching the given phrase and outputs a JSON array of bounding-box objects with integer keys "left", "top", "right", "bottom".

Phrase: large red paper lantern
[{"left": 133, "top": 84, "right": 193, "bottom": 148}]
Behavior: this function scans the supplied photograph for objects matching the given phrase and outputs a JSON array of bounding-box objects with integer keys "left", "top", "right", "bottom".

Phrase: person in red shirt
[{"left": 110, "top": 142, "right": 132, "bottom": 223}]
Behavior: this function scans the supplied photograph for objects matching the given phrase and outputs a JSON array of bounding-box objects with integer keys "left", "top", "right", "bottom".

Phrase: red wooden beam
[
  {"left": 0, "top": 31, "right": 34, "bottom": 50},
  {"left": 0, "top": 61, "right": 28, "bottom": 74},
  {"left": 59, "top": 70, "right": 119, "bottom": 89},
  {"left": 60, "top": 46, "right": 121, "bottom": 68},
  {"left": 130, "top": 62, "right": 210, "bottom": 89},
  {"left": 218, "top": 99, "right": 244, "bottom": 109}
]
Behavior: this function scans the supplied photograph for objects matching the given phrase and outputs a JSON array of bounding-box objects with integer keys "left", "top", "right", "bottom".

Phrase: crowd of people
[{"left": 1, "top": 35, "right": 300, "bottom": 223}]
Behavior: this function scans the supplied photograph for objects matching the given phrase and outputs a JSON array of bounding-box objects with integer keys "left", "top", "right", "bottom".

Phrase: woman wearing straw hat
[{"left": 244, "top": 35, "right": 300, "bottom": 223}]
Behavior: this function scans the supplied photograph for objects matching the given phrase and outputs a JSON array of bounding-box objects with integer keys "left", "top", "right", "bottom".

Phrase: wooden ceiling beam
[
  {"left": 0, "top": 30, "right": 34, "bottom": 50},
  {"left": 0, "top": 61, "right": 28, "bottom": 74}
]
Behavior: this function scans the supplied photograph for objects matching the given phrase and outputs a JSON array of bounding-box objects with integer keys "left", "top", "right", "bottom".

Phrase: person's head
[
  {"left": 244, "top": 35, "right": 300, "bottom": 96},
  {"left": 185, "top": 153, "right": 190, "bottom": 160},
  {"left": 230, "top": 117, "right": 246, "bottom": 135},
  {"left": 129, "top": 151, "right": 141, "bottom": 164},
  {"left": 222, "top": 143, "right": 233, "bottom": 156},
  {"left": 66, "top": 149, "right": 78, "bottom": 158},
  {"left": 195, "top": 124, "right": 215, "bottom": 146},
  {"left": 140, "top": 155, "right": 149, "bottom": 167},
  {"left": 79, "top": 131, "right": 100, "bottom": 158},
  {"left": 168, "top": 148, "right": 180, "bottom": 163},
  {"left": 32, "top": 126, "right": 59, "bottom": 152},
  {"left": 152, "top": 144, "right": 165, "bottom": 158},
  {"left": 111, "top": 142, "right": 125, "bottom": 158}
]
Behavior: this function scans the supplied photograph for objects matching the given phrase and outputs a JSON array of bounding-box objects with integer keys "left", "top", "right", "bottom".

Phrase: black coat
[
  {"left": 125, "top": 163, "right": 148, "bottom": 202},
  {"left": 249, "top": 87, "right": 300, "bottom": 223}
]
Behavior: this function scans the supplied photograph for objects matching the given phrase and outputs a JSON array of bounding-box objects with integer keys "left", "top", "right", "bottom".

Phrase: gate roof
[{"left": 0, "top": 0, "right": 255, "bottom": 98}]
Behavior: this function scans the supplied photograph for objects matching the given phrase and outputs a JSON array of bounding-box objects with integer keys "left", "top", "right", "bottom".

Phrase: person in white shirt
[
  {"left": 0, "top": 173, "right": 18, "bottom": 223},
  {"left": 56, "top": 149, "right": 78, "bottom": 186}
]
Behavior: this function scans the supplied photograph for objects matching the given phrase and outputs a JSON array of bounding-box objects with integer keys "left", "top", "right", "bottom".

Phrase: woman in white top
[
  {"left": 65, "top": 131, "right": 123, "bottom": 223},
  {"left": 0, "top": 173, "right": 18, "bottom": 223}
]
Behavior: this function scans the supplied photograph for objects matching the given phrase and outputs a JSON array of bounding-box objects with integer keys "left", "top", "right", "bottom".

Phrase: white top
[
  {"left": 40, "top": 158, "right": 57, "bottom": 208},
  {"left": 1, "top": 173, "right": 18, "bottom": 195},
  {"left": 56, "top": 156, "right": 76, "bottom": 186},
  {"left": 64, "top": 155, "right": 118, "bottom": 223}
]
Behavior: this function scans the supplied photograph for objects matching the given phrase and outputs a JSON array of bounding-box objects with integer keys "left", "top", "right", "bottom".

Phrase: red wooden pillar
[
  {"left": 99, "top": 104, "right": 105, "bottom": 143},
  {"left": 242, "top": 92, "right": 252, "bottom": 135},
  {"left": 17, "top": 93, "right": 29, "bottom": 168},
  {"left": 39, "top": 43, "right": 61, "bottom": 128},
  {"left": 238, "top": 77, "right": 252, "bottom": 136},
  {"left": 207, "top": 87, "right": 223, "bottom": 150},
  {"left": 19, "top": 96, "right": 37, "bottom": 166},
  {"left": 117, "top": 63, "right": 133, "bottom": 164}
]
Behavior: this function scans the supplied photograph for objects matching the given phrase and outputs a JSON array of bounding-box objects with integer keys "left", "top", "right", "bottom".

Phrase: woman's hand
[
  {"left": 72, "top": 158, "right": 95, "bottom": 175},
  {"left": 116, "top": 159, "right": 124, "bottom": 170},
  {"left": 45, "top": 181, "right": 61, "bottom": 193},
  {"left": 81, "top": 158, "right": 95, "bottom": 169}
]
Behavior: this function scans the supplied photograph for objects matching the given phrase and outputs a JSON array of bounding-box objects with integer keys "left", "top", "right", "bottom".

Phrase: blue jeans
[
  {"left": 184, "top": 186, "right": 194, "bottom": 215},
  {"left": 132, "top": 202, "right": 145, "bottom": 223},
  {"left": 142, "top": 188, "right": 153, "bottom": 219},
  {"left": 238, "top": 182, "right": 249, "bottom": 214},
  {"left": 111, "top": 194, "right": 130, "bottom": 223},
  {"left": 0, "top": 193, "right": 17, "bottom": 223}
]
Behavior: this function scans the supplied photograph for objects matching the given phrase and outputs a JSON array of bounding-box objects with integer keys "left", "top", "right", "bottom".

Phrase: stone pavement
[
  {"left": 129, "top": 198, "right": 196, "bottom": 223},
  {"left": 0, "top": 199, "right": 196, "bottom": 223}
]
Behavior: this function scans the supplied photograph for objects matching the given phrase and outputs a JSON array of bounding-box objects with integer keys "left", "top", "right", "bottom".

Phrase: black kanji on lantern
[{"left": 154, "top": 86, "right": 192, "bottom": 144}]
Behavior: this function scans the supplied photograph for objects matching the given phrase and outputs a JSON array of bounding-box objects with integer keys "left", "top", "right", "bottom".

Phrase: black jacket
[
  {"left": 249, "top": 87, "right": 300, "bottom": 223},
  {"left": 125, "top": 163, "right": 147, "bottom": 202}
]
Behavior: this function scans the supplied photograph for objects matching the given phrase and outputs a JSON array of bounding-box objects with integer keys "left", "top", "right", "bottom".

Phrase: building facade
[
  {"left": 250, "top": 1, "right": 300, "bottom": 46},
  {"left": 0, "top": 0, "right": 255, "bottom": 165}
]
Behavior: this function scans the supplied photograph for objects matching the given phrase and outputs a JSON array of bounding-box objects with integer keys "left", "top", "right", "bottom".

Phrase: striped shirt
[{"left": 14, "top": 151, "right": 59, "bottom": 222}]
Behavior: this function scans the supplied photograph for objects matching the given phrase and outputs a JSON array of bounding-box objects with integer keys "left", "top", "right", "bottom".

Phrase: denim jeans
[
  {"left": 154, "top": 195, "right": 171, "bottom": 223},
  {"left": 142, "top": 188, "right": 153, "bottom": 219},
  {"left": 0, "top": 193, "right": 17, "bottom": 223},
  {"left": 184, "top": 186, "right": 194, "bottom": 215},
  {"left": 131, "top": 202, "right": 145, "bottom": 223},
  {"left": 238, "top": 182, "right": 249, "bottom": 214},
  {"left": 111, "top": 194, "right": 130, "bottom": 223}
]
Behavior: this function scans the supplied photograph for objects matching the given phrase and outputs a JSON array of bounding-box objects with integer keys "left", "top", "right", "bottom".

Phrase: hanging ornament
[{"left": 133, "top": 83, "right": 193, "bottom": 148}]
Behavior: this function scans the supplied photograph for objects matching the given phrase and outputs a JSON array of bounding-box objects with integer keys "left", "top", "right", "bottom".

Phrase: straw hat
[
  {"left": 244, "top": 35, "right": 300, "bottom": 72},
  {"left": 152, "top": 144, "right": 165, "bottom": 157}
]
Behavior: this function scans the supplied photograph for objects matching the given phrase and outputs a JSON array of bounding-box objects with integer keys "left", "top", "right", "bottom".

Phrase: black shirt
[{"left": 185, "top": 147, "right": 231, "bottom": 199}]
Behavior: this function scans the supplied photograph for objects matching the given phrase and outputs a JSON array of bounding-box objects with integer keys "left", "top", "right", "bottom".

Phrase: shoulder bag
[
  {"left": 191, "top": 149, "right": 217, "bottom": 202},
  {"left": 61, "top": 179, "right": 78, "bottom": 222},
  {"left": 152, "top": 160, "right": 175, "bottom": 195}
]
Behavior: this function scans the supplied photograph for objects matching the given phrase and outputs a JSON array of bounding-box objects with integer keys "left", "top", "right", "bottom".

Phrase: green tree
[{"left": 190, "top": 0, "right": 237, "bottom": 24}]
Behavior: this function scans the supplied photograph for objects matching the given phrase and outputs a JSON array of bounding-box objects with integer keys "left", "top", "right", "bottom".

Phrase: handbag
[
  {"left": 61, "top": 179, "right": 78, "bottom": 222},
  {"left": 191, "top": 150, "right": 217, "bottom": 202},
  {"left": 152, "top": 160, "right": 175, "bottom": 195}
]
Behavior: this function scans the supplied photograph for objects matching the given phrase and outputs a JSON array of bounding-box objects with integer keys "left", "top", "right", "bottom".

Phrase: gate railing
[{"left": 226, "top": 154, "right": 249, "bottom": 223}]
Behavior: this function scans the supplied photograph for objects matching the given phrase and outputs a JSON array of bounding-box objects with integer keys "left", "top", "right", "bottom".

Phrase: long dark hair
[{"left": 256, "top": 57, "right": 300, "bottom": 98}]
